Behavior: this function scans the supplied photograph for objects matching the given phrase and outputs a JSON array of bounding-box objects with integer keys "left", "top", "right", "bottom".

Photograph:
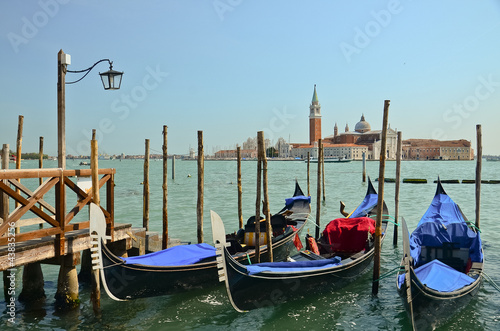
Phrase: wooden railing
[{"left": 0, "top": 168, "right": 115, "bottom": 255}]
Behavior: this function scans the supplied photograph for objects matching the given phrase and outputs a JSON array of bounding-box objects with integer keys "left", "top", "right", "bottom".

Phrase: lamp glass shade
[{"left": 99, "top": 69, "right": 123, "bottom": 90}]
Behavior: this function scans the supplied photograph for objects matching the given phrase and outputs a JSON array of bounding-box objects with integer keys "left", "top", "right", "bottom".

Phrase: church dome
[{"left": 354, "top": 114, "right": 371, "bottom": 133}]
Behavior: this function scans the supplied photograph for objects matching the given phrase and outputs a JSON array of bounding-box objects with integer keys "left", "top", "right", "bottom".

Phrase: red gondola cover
[{"left": 321, "top": 217, "right": 375, "bottom": 252}]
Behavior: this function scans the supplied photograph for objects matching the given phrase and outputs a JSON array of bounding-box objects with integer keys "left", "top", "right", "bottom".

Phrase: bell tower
[{"left": 309, "top": 84, "right": 322, "bottom": 145}]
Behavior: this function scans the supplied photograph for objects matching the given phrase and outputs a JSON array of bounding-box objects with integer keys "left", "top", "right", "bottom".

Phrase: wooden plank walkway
[{"left": 0, "top": 222, "right": 132, "bottom": 272}]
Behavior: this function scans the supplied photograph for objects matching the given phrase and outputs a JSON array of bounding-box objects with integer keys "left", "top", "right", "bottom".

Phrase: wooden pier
[{"left": 0, "top": 167, "right": 137, "bottom": 308}]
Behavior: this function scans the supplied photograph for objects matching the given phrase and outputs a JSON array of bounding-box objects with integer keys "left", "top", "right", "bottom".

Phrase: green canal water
[{"left": 2, "top": 159, "right": 500, "bottom": 330}]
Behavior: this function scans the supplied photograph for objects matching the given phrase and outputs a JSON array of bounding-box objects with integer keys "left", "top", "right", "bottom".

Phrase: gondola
[
  {"left": 396, "top": 179, "right": 484, "bottom": 330},
  {"left": 212, "top": 178, "right": 389, "bottom": 312},
  {"left": 89, "top": 181, "right": 310, "bottom": 300}
]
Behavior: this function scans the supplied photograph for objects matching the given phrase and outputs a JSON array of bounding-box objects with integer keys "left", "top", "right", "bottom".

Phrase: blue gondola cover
[
  {"left": 350, "top": 193, "right": 378, "bottom": 218},
  {"left": 409, "top": 193, "right": 483, "bottom": 266},
  {"left": 121, "top": 243, "right": 216, "bottom": 266},
  {"left": 246, "top": 256, "right": 342, "bottom": 275}
]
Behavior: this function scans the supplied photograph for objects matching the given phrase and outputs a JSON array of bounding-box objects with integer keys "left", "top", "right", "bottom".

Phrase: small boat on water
[
  {"left": 212, "top": 178, "right": 389, "bottom": 312},
  {"left": 396, "top": 179, "right": 484, "bottom": 330},
  {"left": 79, "top": 161, "right": 90, "bottom": 166},
  {"left": 91, "top": 181, "right": 310, "bottom": 300},
  {"left": 305, "top": 156, "right": 352, "bottom": 163}
]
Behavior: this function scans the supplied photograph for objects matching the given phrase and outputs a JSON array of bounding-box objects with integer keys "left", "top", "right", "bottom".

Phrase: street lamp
[{"left": 57, "top": 49, "right": 123, "bottom": 169}]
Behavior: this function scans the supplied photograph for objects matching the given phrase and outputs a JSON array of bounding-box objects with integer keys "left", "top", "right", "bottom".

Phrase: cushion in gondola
[{"left": 321, "top": 217, "right": 375, "bottom": 253}]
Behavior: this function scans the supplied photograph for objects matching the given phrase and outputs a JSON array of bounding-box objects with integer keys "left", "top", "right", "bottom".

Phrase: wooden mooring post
[
  {"left": 143, "top": 139, "right": 150, "bottom": 231},
  {"left": 90, "top": 130, "right": 101, "bottom": 313},
  {"left": 315, "top": 139, "right": 322, "bottom": 239},
  {"left": 260, "top": 132, "right": 273, "bottom": 262},
  {"left": 237, "top": 146, "right": 243, "bottom": 229},
  {"left": 321, "top": 141, "right": 325, "bottom": 202},
  {"left": 15, "top": 115, "right": 23, "bottom": 215},
  {"left": 172, "top": 155, "right": 175, "bottom": 180},
  {"left": 372, "top": 100, "right": 390, "bottom": 295},
  {"left": 255, "top": 132, "right": 263, "bottom": 262},
  {"left": 475, "top": 124, "right": 482, "bottom": 229},
  {"left": 393, "top": 131, "right": 402, "bottom": 246},
  {"left": 307, "top": 151, "right": 310, "bottom": 196},
  {"left": 362, "top": 152, "right": 366, "bottom": 183},
  {"left": 197, "top": 131, "right": 204, "bottom": 244},
  {"left": 163, "top": 125, "right": 169, "bottom": 249},
  {"left": 39, "top": 137, "right": 44, "bottom": 229}
]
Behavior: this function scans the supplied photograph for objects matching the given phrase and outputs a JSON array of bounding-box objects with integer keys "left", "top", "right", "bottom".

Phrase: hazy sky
[{"left": 1, "top": 1, "right": 500, "bottom": 156}]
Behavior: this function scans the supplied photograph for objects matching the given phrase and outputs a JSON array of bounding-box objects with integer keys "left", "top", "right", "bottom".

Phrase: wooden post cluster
[
  {"left": 393, "top": 131, "right": 402, "bottom": 246},
  {"left": 237, "top": 146, "right": 243, "bottom": 229},
  {"left": 197, "top": 131, "right": 204, "bottom": 244},
  {"left": 143, "top": 139, "right": 150, "bottom": 231},
  {"left": 162, "top": 126, "right": 169, "bottom": 249},
  {"left": 475, "top": 124, "right": 482, "bottom": 229},
  {"left": 315, "top": 139, "right": 322, "bottom": 239},
  {"left": 372, "top": 100, "right": 390, "bottom": 295}
]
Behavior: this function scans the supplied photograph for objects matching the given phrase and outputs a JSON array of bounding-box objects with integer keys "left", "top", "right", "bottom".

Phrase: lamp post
[{"left": 57, "top": 49, "right": 123, "bottom": 169}]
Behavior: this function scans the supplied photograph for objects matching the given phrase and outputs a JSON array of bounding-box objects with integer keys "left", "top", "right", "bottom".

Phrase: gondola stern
[
  {"left": 89, "top": 203, "right": 127, "bottom": 302},
  {"left": 210, "top": 210, "right": 248, "bottom": 313}
]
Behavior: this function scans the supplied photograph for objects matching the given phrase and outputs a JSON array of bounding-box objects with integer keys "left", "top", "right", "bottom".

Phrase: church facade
[{"left": 290, "top": 85, "right": 398, "bottom": 160}]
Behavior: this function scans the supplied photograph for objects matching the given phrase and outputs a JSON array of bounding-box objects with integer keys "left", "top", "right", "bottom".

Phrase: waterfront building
[{"left": 402, "top": 139, "right": 473, "bottom": 160}]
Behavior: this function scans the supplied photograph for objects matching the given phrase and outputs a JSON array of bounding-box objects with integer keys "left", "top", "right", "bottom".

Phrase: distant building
[
  {"left": 290, "top": 143, "right": 368, "bottom": 160},
  {"left": 324, "top": 114, "right": 398, "bottom": 160},
  {"left": 402, "top": 139, "right": 473, "bottom": 160},
  {"left": 214, "top": 149, "right": 257, "bottom": 159}
]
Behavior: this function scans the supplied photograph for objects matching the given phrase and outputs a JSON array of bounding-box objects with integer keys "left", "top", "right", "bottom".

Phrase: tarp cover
[
  {"left": 350, "top": 193, "right": 378, "bottom": 218},
  {"left": 121, "top": 243, "right": 216, "bottom": 266},
  {"left": 322, "top": 217, "right": 375, "bottom": 252},
  {"left": 409, "top": 193, "right": 483, "bottom": 265},
  {"left": 413, "top": 259, "right": 475, "bottom": 292},
  {"left": 246, "top": 256, "right": 342, "bottom": 275},
  {"left": 285, "top": 195, "right": 311, "bottom": 208}
]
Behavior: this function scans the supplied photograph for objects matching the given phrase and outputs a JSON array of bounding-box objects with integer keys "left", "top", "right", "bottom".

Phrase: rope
[
  {"left": 368, "top": 214, "right": 399, "bottom": 226},
  {"left": 484, "top": 272, "right": 500, "bottom": 293},
  {"left": 372, "top": 265, "right": 405, "bottom": 282},
  {"left": 465, "top": 221, "right": 482, "bottom": 233},
  {"left": 246, "top": 253, "right": 252, "bottom": 265}
]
